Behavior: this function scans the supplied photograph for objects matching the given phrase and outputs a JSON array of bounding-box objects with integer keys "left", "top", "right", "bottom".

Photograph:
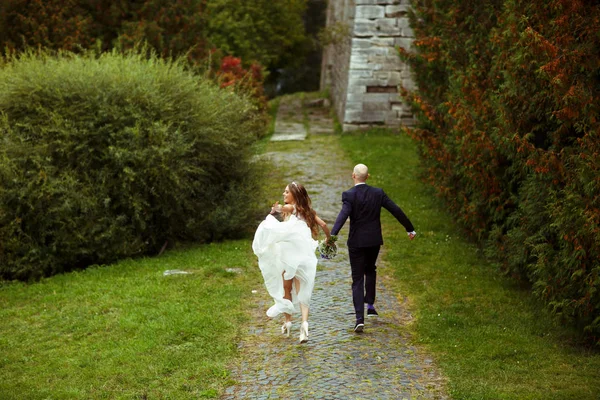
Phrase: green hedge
[
  {"left": 0, "top": 49, "right": 265, "bottom": 281},
  {"left": 401, "top": 0, "right": 600, "bottom": 343}
]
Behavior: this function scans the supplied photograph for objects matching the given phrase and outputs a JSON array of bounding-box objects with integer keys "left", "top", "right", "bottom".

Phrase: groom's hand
[{"left": 408, "top": 231, "right": 416, "bottom": 240}]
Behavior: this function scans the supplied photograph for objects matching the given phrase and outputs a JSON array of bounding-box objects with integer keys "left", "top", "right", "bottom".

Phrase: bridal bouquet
[{"left": 318, "top": 235, "right": 338, "bottom": 259}]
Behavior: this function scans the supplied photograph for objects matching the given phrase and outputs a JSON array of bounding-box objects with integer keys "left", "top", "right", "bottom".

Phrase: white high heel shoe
[
  {"left": 299, "top": 321, "right": 309, "bottom": 343},
  {"left": 281, "top": 321, "right": 292, "bottom": 337}
]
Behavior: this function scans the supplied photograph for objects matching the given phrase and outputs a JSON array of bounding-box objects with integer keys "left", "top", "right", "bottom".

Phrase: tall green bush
[
  {"left": 401, "top": 0, "right": 600, "bottom": 342},
  {"left": 0, "top": 49, "right": 265, "bottom": 281}
]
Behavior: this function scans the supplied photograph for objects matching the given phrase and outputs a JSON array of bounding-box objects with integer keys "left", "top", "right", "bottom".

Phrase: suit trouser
[{"left": 348, "top": 245, "right": 380, "bottom": 321}]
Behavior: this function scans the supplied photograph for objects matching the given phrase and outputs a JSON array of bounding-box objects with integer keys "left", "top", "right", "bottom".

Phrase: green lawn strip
[
  {"left": 0, "top": 240, "right": 261, "bottom": 399},
  {"left": 339, "top": 129, "right": 600, "bottom": 400}
]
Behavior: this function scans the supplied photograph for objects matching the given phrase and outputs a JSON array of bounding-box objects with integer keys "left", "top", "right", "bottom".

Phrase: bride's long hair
[{"left": 288, "top": 182, "right": 319, "bottom": 239}]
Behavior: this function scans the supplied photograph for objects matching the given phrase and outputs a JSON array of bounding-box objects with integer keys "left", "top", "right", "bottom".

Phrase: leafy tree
[
  {"left": 0, "top": 0, "right": 310, "bottom": 73},
  {"left": 204, "top": 0, "right": 308, "bottom": 69},
  {"left": 0, "top": 0, "right": 95, "bottom": 52},
  {"left": 116, "top": 0, "right": 209, "bottom": 64}
]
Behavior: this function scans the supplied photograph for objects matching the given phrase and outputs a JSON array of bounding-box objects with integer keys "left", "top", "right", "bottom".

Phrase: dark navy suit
[{"left": 331, "top": 183, "right": 414, "bottom": 322}]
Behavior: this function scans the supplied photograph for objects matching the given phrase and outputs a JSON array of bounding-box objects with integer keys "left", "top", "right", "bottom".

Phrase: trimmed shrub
[
  {"left": 401, "top": 0, "right": 600, "bottom": 343},
  {"left": 0, "top": 49, "right": 265, "bottom": 281}
]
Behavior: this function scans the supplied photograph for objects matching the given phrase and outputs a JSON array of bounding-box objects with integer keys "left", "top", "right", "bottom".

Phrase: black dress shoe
[
  {"left": 354, "top": 321, "right": 364, "bottom": 332},
  {"left": 367, "top": 308, "right": 379, "bottom": 317}
]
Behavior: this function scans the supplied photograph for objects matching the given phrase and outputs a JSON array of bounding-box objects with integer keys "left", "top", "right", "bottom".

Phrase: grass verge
[
  {"left": 339, "top": 128, "right": 600, "bottom": 400},
  {"left": 0, "top": 241, "right": 262, "bottom": 399}
]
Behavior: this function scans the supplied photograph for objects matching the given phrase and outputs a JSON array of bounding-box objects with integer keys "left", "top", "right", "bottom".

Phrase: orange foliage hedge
[{"left": 401, "top": 0, "right": 600, "bottom": 343}]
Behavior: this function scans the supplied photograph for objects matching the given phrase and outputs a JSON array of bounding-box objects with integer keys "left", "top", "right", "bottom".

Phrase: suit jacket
[{"left": 331, "top": 184, "right": 414, "bottom": 248}]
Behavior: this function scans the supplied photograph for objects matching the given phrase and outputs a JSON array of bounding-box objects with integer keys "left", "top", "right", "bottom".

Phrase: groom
[{"left": 331, "top": 164, "right": 416, "bottom": 332}]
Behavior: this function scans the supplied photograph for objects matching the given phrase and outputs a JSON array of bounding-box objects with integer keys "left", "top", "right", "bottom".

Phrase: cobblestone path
[{"left": 222, "top": 96, "right": 447, "bottom": 399}]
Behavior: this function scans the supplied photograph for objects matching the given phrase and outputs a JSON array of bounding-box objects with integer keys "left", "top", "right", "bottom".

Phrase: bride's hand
[{"left": 270, "top": 201, "right": 282, "bottom": 214}]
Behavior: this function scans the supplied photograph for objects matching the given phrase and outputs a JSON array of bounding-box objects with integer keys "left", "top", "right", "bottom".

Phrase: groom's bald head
[{"left": 353, "top": 164, "right": 369, "bottom": 182}]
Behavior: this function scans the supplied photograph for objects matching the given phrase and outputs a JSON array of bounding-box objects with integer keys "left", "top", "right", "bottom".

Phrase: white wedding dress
[{"left": 252, "top": 208, "right": 318, "bottom": 317}]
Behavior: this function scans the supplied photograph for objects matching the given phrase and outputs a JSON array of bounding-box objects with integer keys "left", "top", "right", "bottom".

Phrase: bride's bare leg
[
  {"left": 283, "top": 276, "right": 293, "bottom": 323},
  {"left": 295, "top": 277, "right": 309, "bottom": 343},
  {"left": 293, "top": 277, "right": 309, "bottom": 322}
]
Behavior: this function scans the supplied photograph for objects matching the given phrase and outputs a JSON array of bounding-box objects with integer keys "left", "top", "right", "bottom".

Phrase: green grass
[
  {"left": 0, "top": 241, "right": 261, "bottom": 399},
  {"left": 339, "top": 128, "right": 600, "bottom": 400}
]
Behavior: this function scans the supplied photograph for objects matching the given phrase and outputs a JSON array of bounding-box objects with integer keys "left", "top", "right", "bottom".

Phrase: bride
[{"left": 252, "top": 181, "right": 331, "bottom": 343}]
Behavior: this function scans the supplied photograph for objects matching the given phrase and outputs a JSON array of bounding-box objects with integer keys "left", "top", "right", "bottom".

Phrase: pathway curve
[{"left": 222, "top": 95, "right": 448, "bottom": 399}]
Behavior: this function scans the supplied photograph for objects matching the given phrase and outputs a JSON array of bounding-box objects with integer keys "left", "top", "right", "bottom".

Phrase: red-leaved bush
[
  {"left": 215, "top": 55, "right": 267, "bottom": 114},
  {"left": 401, "top": 0, "right": 600, "bottom": 344}
]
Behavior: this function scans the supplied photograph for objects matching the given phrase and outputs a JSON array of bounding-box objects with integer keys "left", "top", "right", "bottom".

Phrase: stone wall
[{"left": 320, "top": 0, "right": 415, "bottom": 131}]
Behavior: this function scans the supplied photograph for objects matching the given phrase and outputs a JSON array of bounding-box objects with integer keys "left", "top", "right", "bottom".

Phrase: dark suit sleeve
[
  {"left": 382, "top": 191, "right": 414, "bottom": 232},
  {"left": 331, "top": 191, "right": 352, "bottom": 236}
]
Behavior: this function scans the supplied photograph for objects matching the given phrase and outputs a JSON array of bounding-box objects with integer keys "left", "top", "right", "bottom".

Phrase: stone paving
[
  {"left": 222, "top": 96, "right": 448, "bottom": 399},
  {"left": 270, "top": 96, "right": 308, "bottom": 141}
]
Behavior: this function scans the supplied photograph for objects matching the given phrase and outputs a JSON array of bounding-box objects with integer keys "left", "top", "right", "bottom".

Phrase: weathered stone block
[
  {"left": 355, "top": 5, "right": 385, "bottom": 19},
  {"left": 394, "top": 37, "right": 413, "bottom": 50},
  {"left": 368, "top": 54, "right": 401, "bottom": 65},
  {"left": 348, "top": 73, "right": 380, "bottom": 86},
  {"left": 349, "top": 70, "right": 375, "bottom": 79},
  {"left": 347, "top": 93, "right": 393, "bottom": 103},
  {"left": 374, "top": 63, "right": 401, "bottom": 72},
  {"left": 375, "top": 19, "right": 401, "bottom": 36},
  {"left": 374, "top": 70, "right": 401, "bottom": 85},
  {"left": 352, "top": 45, "right": 395, "bottom": 56},
  {"left": 364, "top": 101, "right": 392, "bottom": 111},
  {"left": 386, "top": 112, "right": 403, "bottom": 125},
  {"left": 350, "top": 53, "right": 369, "bottom": 65},
  {"left": 345, "top": 110, "right": 387, "bottom": 123},
  {"left": 352, "top": 37, "right": 395, "bottom": 48},
  {"left": 355, "top": 0, "right": 379, "bottom": 4},
  {"left": 366, "top": 55, "right": 402, "bottom": 71},
  {"left": 345, "top": 100, "right": 364, "bottom": 110},
  {"left": 373, "top": 71, "right": 390, "bottom": 80},
  {"left": 347, "top": 85, "right": 367, "bottom": 94},
  {"left": 397, "top": 17, "right": 411, "bottom": 29},
  {"left": 349, "top": 62, "right": 370, "bottom": 71},
  {"left": 350, "top": 78, "right": 389, "bottom": 87},
  {"left": 354, "top": 19, "right": 377, "bottom": 37},
  {"left": 402, "top": 26, "right": 414, "bottom": 37},
  {"left": 385, "top": 5, "right": 411, "bottom": 17}
]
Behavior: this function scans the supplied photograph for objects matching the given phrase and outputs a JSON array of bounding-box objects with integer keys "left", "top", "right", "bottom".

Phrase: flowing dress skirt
[{"left": 252, "top": 214, "right": 318, "bottom": 317}]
